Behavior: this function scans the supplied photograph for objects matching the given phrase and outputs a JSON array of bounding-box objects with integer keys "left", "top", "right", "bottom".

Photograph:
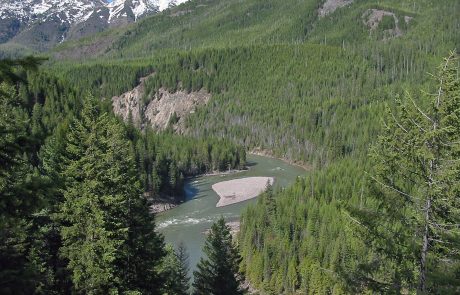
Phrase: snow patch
[
  {"left": 158, "top": 0, "right": 188, "bottom": 11},
  {"left": 0, "top": 0, "right": 190, "bottom": 43}
]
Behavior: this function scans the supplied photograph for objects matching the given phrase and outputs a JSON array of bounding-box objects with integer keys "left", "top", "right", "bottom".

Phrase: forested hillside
[
  {"left": 6, "top": 67, "right": 246, "bottom": 198},
  {"left": 52, "top": 0, "right": 458, "bottom": 58},
  {"left": 241, "top": 55, "right": 459, "bottom": 294},
  {"left": 50, "top": 0, "right": 459, "bottom": 293},
  {"left": 1, "top": 0, "right": 459, "bottom": 293},
  {"left": 51, "top": 0, "right": 459, "bottom": 165},
  {"left": 0, "top": 57, "right": 244, "bottom": 293}
]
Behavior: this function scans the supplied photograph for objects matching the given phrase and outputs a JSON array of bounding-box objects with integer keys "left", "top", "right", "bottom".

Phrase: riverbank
[
  {"left": 152, "top": 152, "right": 307, "bottom": 213},
  {"left": 151, "top": 200, "right": 179, "bottom": 214},
  {"left": 194, "top": 168, "right": 247, "bottom": 178},
  {"left": 151, "top": 168, "right": 249, "bottom": 213},
  {"left": 226, "top": 221, "right": 240, "bottom": 237},
  {"left": 212, "top": 177, "right": 275, "bottom": 207},
  {"left": 249, "top": 149, "right": 311, "bottom": 171},
  {"left": 156, "top": 154, "right": 307, "bottom": 281}
]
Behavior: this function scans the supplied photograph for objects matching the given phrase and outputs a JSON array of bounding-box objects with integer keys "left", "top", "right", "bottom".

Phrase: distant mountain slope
[
  {"left": 51, "top": 0, "right": 459, "bottom": 60},
  {"left": 50, "top": 0, "right": 459, "bottom": 164},
  {"left": 0, "top": 0, "right": 187, "bottom": 53}
]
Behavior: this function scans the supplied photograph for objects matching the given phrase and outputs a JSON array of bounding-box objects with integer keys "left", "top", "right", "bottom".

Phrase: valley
[
  {"left": 0, "top": 0, "right": 459, "bottom": 294},
  {"left": 157, "top": 154, "right": 305, "bottom": 278}
]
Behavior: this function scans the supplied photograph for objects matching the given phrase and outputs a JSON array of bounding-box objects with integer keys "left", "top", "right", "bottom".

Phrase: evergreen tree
[
  {"left": 0, "top": 64, "right": 49, "bottom": 294},
  {"left": 176, "top": 242, "right": 191, "bottom": 294},
  {"left": 0, "top": 82, "right": 36, "bottom": 293},
  {"left": 193, "top": 217, "right": 245, "bottom": 295},
  {"left": 0, "top": 56, "right": 45, "bottom": 85},
  {"left": 32, "top": 121, "right": 74, "bottom": 294},
  {"left": 263, "top": 180, "right": 275, "bottom": 216},
  {"left": 351, "top": 53, "right": 460, "bottom": 293},
  {"left": 57, "top": 95, "right": 165, "bottom": 294},
  {"left": 161, "top": 242, "right": 190, "bottom": 295}
]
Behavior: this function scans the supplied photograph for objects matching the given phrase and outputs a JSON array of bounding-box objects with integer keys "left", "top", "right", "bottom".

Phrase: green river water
[{"left": 156, "top": 154, "right": 306, "bottom": 276}]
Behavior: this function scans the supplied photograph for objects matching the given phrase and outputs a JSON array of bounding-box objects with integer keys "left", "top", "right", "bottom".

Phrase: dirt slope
[{"left": 112, "top": 74, "right": 210, "bottom": 131}]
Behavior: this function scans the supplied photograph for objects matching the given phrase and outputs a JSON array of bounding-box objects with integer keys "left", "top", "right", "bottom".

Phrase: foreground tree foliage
[
  {"left": 161, "top": 243, "right": 190, "bottom": 295},
  {"left": 193, "top": 218, "right": 245, "bottom": 295},
  {"left": 1, "top": 0, "right": 459, "bottom": 293},
  {"left": 350, "top": 53, "right": 460, "bottom": 293},
  {"left": 56, "top": 95, "right": 165, "bottom": 294},
  {"left": 239, "top": 56, "right": 460, "bottom": 294},
  {"left": 0, "top": 56, "right": 45, "bottom": 84},
  {"left": 0, "top": 58, "right": 52, "bottom": 294},
  {"left": 0, "top": 59, "right": 246, "bottom": 293}
]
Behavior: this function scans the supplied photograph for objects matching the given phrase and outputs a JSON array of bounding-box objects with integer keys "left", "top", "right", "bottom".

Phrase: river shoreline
[
  {"left": 151, "top": 168, "right": 248, "bottom": 214},
  {"left": 249, "top": 149, "right": 311, "bottom": 171},
  {"left": 203, "top": 220, "right": 240, "bottom": 237},
  {"left": 151, "top": 199, "right": 180, "bottom": 214},
  {"left": 156, "top": 154, "right": 307, "bottom": 282},
  {"left": 199, "top": 168, "right": 248, "bottom": 177},
  {"left": 151, "top": 151, "right": 308, "bottom": 214}
]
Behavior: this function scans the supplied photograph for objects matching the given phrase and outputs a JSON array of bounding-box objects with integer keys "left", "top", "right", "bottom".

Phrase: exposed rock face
[
  {"left": 363, "top": 9, "right": 397, "bottom": 30},
  {"left": 362, "top": 9, "right": 409, "bottom": 39},
  {"left": 112, "top": 74, "right": 211, "bottom": 132},
  {"left": 318, "top": 0, "right": 354, "bottom": 18},
  {"left": 0, "top": 0, "right": 104, "bottom": 51},
  {"left": 144, "top": 89, "right": 211, "bottom": 132},
  {"left": 112, "top": 74, "right": 151, "bottom": 126}
]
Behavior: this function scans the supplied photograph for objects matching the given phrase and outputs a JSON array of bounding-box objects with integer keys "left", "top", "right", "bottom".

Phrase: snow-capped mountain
[
  {"left": 0, "top": 0, "right": 105, "bottom": 24},
  {"left": 107, "top": 0, "right": 157, "bottom": 22},
  {"left": 0, "top": 0, "right": 187, "bottom": 52}
]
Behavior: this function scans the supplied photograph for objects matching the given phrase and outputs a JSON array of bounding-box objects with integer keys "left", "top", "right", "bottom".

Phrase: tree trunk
[{"left": 418, "top": 196, "right": 431, "bottom": 294}]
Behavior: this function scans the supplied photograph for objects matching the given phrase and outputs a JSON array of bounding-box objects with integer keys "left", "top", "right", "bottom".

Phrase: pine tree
[
  {"left": 0, "top": 56, "right": 45, "bottom": 85},
  {"left": 57, "top": 95, "right": 165, "bottom": 294},
  {"left": 169, "top": 161, "right": 178, "bottom": 194},
  {"left": 176, "top": 242, "right": 191, "bottom": 294},
  {"left": 161, "top": 242, "right": 190, "bottom": 295},
  {"left": 193, "top": 217, "right": 245, "bottom": 295},
  {"left": 32, "top": 121, "right": 74, "bottom": 294},
  {"left": 263, "top": 180, "right": 276, "bottom": 216},
  {"left": 0, "top": 69, "right": 48, "bottom": 294},
  {"left": 351, "top": 53, "right": 460, "bottom": 293}
]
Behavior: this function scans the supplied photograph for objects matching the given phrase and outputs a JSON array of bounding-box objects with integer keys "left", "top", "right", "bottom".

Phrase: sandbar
[{"left": 212, "top": 177, "right": 274, "bottom": 207}]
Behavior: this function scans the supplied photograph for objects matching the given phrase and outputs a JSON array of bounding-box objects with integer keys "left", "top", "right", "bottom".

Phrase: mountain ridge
[{"left": 0, "top": 0, "right": 188, "bottom": 53}]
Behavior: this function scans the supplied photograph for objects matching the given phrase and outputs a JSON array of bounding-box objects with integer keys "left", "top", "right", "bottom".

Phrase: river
[{"left": 156, "top": 154, "right": 306, "bottom": 277}]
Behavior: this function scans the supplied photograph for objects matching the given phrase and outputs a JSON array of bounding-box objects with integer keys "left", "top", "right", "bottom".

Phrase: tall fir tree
[
  {"left": 160, "top": 242, "right": 190, "bottom": 295},
  {"left": 0, "top": 56, "right": 45, "bottom": 85},
  {"left": 350, "top": 53, "right": 460, "bottom": 293},
  {"left": 0, "top": 61, "right": 49, "bottom": 294},
  {"left": 193, "top": 217, "right": 245, "bottom": 295},
  {"left": 57, "top": 95, "right": 165, "bottom": 294},
  {"left": 176, "top": 242, "right": 191, "bottom": 294}
]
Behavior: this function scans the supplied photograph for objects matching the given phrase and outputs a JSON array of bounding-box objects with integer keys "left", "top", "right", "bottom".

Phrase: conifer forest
[{"left": 0, "top": 0, "right": 459, "bottom": 294}]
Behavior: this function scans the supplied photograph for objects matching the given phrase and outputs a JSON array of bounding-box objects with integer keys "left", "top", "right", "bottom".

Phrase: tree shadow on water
[{"left": 245, "top": 161, "right": 257, "bottom": 168}]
